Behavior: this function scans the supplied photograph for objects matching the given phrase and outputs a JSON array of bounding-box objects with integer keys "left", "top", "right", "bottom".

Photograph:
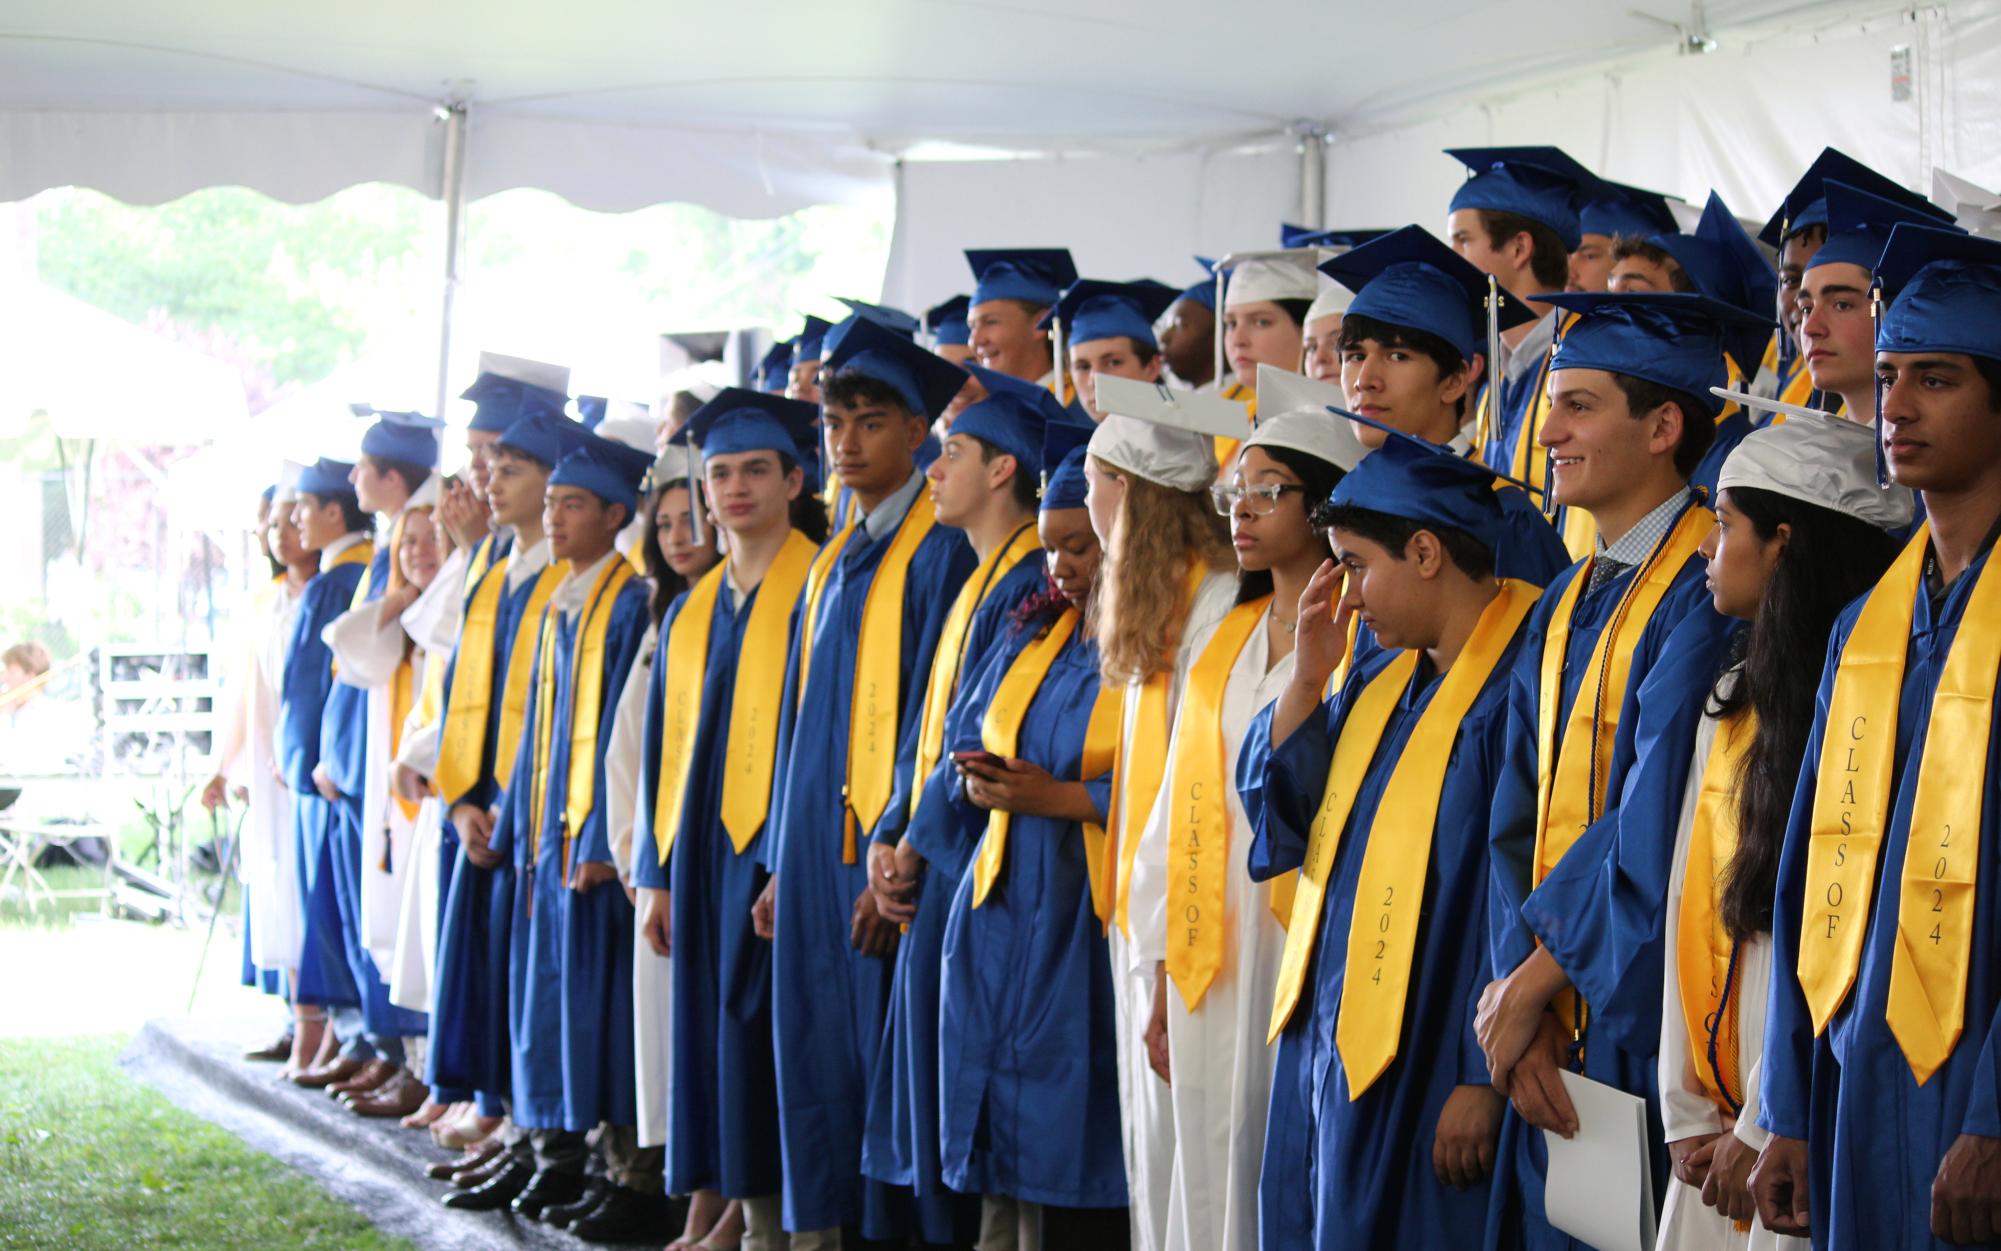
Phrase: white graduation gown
[
  {"left": 1655, "top": 678, "right": 1803, "bottom": 1251},
  {"left": 1111, "top": 571, "right": 1237, "bottom": 1251},
  {"left": 227, "top": 577, "right": 304, "bottom": 971},
  {"left": 387, "top": 640, "right": 443, "bottom": 1015},
  {"left": 1132, "top": 609, "right": 1292, "bottom": 1251},
  {"left": 610, "top": 620, "right": 675, "bottom": 1150}
]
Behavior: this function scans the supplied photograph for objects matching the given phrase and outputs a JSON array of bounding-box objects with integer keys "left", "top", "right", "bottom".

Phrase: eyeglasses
[{"left": 1210, "top": 481, "right": 1305, "bottom": 517}]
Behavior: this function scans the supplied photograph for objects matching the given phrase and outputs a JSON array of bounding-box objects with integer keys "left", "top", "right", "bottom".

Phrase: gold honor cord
[
  {"left": 1334, "top": 581, "right": 1538, "bottom": 1095},
  {"left": 970, "top": 609, "right": 1082, "bottom": 906},
  {"left": 1676, "top": 707, "right": 1757, "bottom": 1115},
  {"left": 911, "top": 523, "right": 1042, "bottom": 820}
]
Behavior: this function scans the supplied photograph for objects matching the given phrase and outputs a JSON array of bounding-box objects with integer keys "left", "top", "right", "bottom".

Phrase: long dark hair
[
  {"left": 1234, "top": 442, "right": 1346, "bottom": 606},
  {"left": 1713, "top": 486, "right": 1901, "bottom": 939},
  {"left": 643, "top": 478, "right": 697, "bottom": 626}
]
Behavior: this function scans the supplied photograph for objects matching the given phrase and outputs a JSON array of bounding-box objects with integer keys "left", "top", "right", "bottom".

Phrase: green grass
[{"left": 0, "top": 1035, "right": 415, "bottom": 1250}]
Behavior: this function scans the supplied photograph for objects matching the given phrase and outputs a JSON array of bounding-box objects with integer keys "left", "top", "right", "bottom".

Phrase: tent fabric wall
[{"left": 881, "top": 144, "right": 1301, "bottom": 315}]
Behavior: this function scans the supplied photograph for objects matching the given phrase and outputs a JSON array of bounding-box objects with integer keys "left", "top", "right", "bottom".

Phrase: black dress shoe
[
  {"left": 569, "top": 1186, "right": 675, "bottom": 1244},
  {"left": 539, "top": 1177, "right": 614, "bottom": 1228},
  {"left": 509, "top": 1169, "right": 586, "bottom": 1220},
  {"left": 441, "top": 1160, "right": 532, "bottom": 1210}
]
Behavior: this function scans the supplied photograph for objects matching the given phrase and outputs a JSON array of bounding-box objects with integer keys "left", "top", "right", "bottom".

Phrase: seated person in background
[{"left": 1, "top": 641, "right": 88, "bottom": 780}]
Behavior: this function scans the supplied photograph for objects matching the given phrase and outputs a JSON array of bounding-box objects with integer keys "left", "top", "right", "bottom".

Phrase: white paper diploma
[{"left": 1542, "top": 1069, "right": 1658, "bottom": 1251}]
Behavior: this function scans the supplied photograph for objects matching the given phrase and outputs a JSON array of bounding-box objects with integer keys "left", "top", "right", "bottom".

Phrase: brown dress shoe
[
  {"left": 452, "top": 1146, "right": 518, "bottom": 1189},
  {"left": 425, "top": 1136, "right": 503, "bottom": 1181},
  {"left": 349, "top": 1071, "right": 428, "bottom": 1118},
  {"left": 242, "top": 1031, "right": 294, "bottom": 1062},
  {"left": 329, "top": 1058, "right": 397, "bottom": 1098},
  {"left": 292, "top": 1055, "right": 366, "bottom": 1089}
]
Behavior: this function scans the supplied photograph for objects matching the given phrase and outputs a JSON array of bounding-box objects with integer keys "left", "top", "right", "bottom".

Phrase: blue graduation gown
[
  {"left": 862, "top": 554, "right": 1045, "bottom": 1242},
  {"left": 765, "top": 512, "right": 975, "bottom": 1234},
  {"left": 935, "top": 614, "right": 1126, "bottom": 1209},
  {"left": 279, "top": 557, "right": 366, "bottom": 1010},
  {"left": 1482, "top": 533, "right": 1728, "bottom": 1251},
  {"left": 1238, "top": 628, "right": 1525, "bottom": 1250},
  {"left": 1760, "top": 541, "right": 2001, "bottom": 1250},
  {"left": 1688, "top": 411, "right": 1755, "bottom": 500},
  {"left": 427, "top": 548, "right": 546, "bottom": 1107},
  {"left": 630, "top": 573, "right": 801, "bottom": 1199},
  {"left": 239, "top": 894, "right": 288, "bottom": 997},
  {"left": 492, "top": 571, "right": 651, "bottom": 1130}
]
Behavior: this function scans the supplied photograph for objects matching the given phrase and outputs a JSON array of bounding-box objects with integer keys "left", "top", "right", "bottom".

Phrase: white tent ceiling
[{"left": 0, "top": 0, "right": 1895, "bottom": 214}]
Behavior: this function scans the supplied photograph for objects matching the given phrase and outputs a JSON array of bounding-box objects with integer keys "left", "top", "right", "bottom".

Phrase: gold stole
[
  {"left": 910, "top": 523, "right": 1042, "bottom": 819},
  {"left": 1214, "top": 382, "right": 1258, "bottom": 467},
  {"left": 1164, "top": 595, "right": 1275, "bottom": 1011},
  {"left": 1676, "top": 705, "right": 1757, "bottom": 1115},
  {"left": 1532, "top": 502, "right": 1710, "bottom": 1031},
  {"left": 652, "top": 532, "right": 819, "bottom": 862},
  {"left": 969, "top": 608, "right": 1081, "bottom": 904},
  {"left": 1268, "top": 651, "right": 1420, "bottom": 1042},
  {"left": 1334, "top": 581, "right": 1538, "bottom": 1094},
  {"left": 352, "top": 512, "right": 411, "bottom": 605},
  {"left": 1800, "top": 525, "right": 2001, "bottom": 1083},
  {"left": 323, "top": 542, "right": 375, "bottom": 678},
  {"left": 1779, "top": 357, "right": 1816, "bottom": 409},
  {"left": 526, "top": 557, "right": 633, "bottom": 878},
  {"left": 388, "top": 655, "right": 419, "bottom": 821},
  {"left": 464, "top": 534, "right": 497, "bottom": 591},
  {"left": 1108, "top": 566, "right": 1209, "bottom": 937},
  {"left": 845, "top": 492, "right": 940, "bottom": 861},
  {"left": 434, "top": 560, "right": 509, "bottom": 804},
  {"left": 1079, "top": 684, "right": 1122, "bottom": 923}
]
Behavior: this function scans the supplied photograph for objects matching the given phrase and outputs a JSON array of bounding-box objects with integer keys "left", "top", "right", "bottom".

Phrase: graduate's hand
[
  {"left": 636, "top": 887, "right": 671, "bottom": 957},
  {"left": 232, "top": 784, "right": 249, "bottom": 802},
  {"left": 1144, "top": 963, "right": 1172, "bottom": 1086},
  {"left": 849, "top": 886, "right": 900, "bottom": 959},
  {"left": 751, "top": 876, "right": 776, "bottom": 941},
  {"left": 1433, "top": 1084, "right": 1504, "bottom": 1189},
  {"left": 391, "top": 761, "right": 427, "bottom": 803},
  {"left": 311, "top": 764, "right": 339, "bottom": 804},
  {"left": 1292, "top": 559, "right": 1352, "bottom": 692},
  {"left": 1748, "top": 1133, "right": 1811, "bottom": 1236},
  {"left": 453, "top": 802, "right": 500, "bottom": 869},
  {"left": 200, "top": 773, "right": 229, "bottom": 811},
  {"left": 1932, "top": 1133, "right": 2001, "bottom": 1244},
  {"left": 377, "top": 581, "right": 421, "bottom": 626},
  {"left": 439, "top": 478, "right": 491, "bottom": 551},
  {"left": 1475, "top": 948, "right": 1566, "bottom": 1091},
  {"left": 1699, "top": 1130, "right": 1758, "bottom": 1223},
  {"left": 572, "top": 860, "right": 616, "bottom": 893},
  {"left": 1503, "top": 1012, "right": 1578, "bottom": 1138},
  {"left": 959, "top": 757, "right": 1058, "bottom": 816},
  {"left": 868, "top": 842, "right": 921, "bottom": 926},
  {"left": 1668, "top": 1132, "right": 1721, "bottom": 1189}
]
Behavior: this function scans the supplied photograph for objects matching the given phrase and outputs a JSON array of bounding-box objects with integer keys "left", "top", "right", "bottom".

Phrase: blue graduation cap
[
  {"left": 1579, "top": 180, "right": 1681, "bottom": 240},
  {"left": 1757, "top": 147, "right": 1930, "bottom": 248},
  {"left": 966, "top": 248, "right": 1080, "bottom": 309},
  {"left": 1874, "top": 224, "right": 2001, "bottom": 361},
  {"left": 575, "top": 396, "right": 608, "bottom": 430},
  {"left": 1041, "top": 445, "right": 1091, "bottom": 511},
  {"left": 1048, "top": 279, "right": 1180, "bottom": 349},
  {"left": 925, "top": 296, "right": 972, "bottom": 347},
  {"left": 672, "top": 387, "right": 822, "bottom": 487},
  {"left": 757, "top": 339, "right": 796, "bottom": 392},
  {"left": 548, "top": 433, "right": 656, "bottom": 514},
  {"left": 1540, "top": 291, "right": 1776, "bottom": 417},
  {"left": 1652, "top": 191, "right": 1777, "bottom": 318},
  {"left": 1175, "top": 258, "right": 1221, "bottom": 312},
  {"left": 1279, "top": 225, "right": 1390, "bottom": 250},
  {"left": 950, "top": 382, "right": 1086, "bottom": 482},
  {"left": 822, "top": 314, "right": 971, "bottom": 419},
  {"left": 1446, "top": 146, "right": 1604, "bottom": 251},
  {"left": 495, "top": 412, "right": 592, "bottom": 471},
  {"left": 356, "top": 407, "right": 445, "bottom": 468},
  {"left": 1320, "top": 224, "right": 1534, "bottom": 362},
  {"left": 297, "top": 457, "right": 358, "bottom": 500},
  {"left": 795, "top": 315, "right": 834, "bottom": 363},
  {"left": 1806, "top": 180, "right": 1959, "bottom": 273},
  {"left": 461, "top": 376, "right": 567, "bottom": 434},
  {"left": 835, "top": 297, "right": 920, "bottom": 339}
]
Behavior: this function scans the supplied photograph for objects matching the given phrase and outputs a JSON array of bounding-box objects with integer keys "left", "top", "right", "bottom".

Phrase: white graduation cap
[
  {"left": 1090, "top": 375, "right": 1248, "bottom": 490},
  {"left": 1219, "top": 249, "right": 1324, "bottom": 308},
  {"left": 1931, "top": 169, "right": 2001, "bottom": 238},
  {"left": 596, "top": 403, "right": 663, "bottom": 455},
  {"left": 652, "top": 444, "right": 691, "bottom": 486},
  {"left": 272, "top": 459, "right": 307, "bottom": 506},
  {"left": 1303, "top": 285, "right": 1352, "bottom": 326},
  {"left": 1246, "top": 366, "right": 1370, "bottom": 472},
  {"left": 1715, "top": 406, "right": 1913, "bottom": 532},
  {"left": 476, "top": 350, "right": 571, "bottom": 397}
]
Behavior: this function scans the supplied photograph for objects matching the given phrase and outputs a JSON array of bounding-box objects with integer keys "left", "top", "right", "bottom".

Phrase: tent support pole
[
  {"left": 435, "top": 102, "right": 470, "bottom": 422},
  {"left": 1292, "top": 120, "right": 1327, "bottom": 230}
]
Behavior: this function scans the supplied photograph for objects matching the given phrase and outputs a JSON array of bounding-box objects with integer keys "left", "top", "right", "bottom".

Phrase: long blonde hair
[{"left": 1089, "top": 456, "right": 1232, "bottom": 685}]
